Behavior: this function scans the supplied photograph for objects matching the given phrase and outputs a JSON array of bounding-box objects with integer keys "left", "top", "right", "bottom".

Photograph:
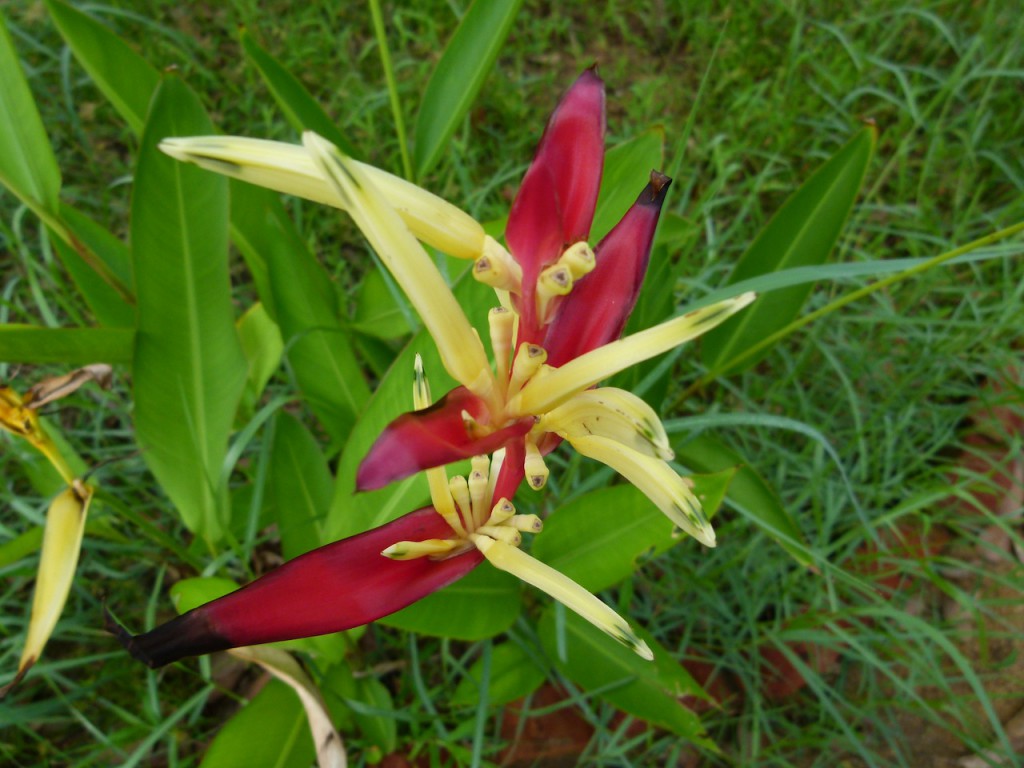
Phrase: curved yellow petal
[
  {"left": 568, "top": 435, "right": 716, "bottom": 547},
  {"left": 538, "top": 387, "right": 673, "bottom": 460},
  {"left": 507, "top": 293, "right": 756, "bottom": 417},
  {"left": 471, "top": 534, "right": 652, "bottom": 660},
  {"left": 302, "top": 132, "right": 496, "bottom": 403},
  {"left": 159, "top": 136, "right": 485, "bottom": 259},
  {"left": 17, "top": 484, "right": 93, "bottom": 678}
]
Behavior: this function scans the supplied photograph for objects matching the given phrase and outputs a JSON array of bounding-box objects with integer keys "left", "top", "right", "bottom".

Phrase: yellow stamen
[
  {"left": 510, "top": 514, "right": 543, "bottom": 533},
  {"left": 471, "top": 534, "right": 653, "bottom": 660},
  {"left": 507, "top": 343, "right": 547, "bottom": 399},
  {"left": 159, "top": 136, "right": 486, "bottom": 259},
  {"left": 507, "top": 293, "right": 757, "bottom": 416},
  {"left": 476, "top": 525, "right": 522, "bottom": 546},
  {"left": 486, "top": 497, "right": 516, "bottom": 525},
  {"left": 524, "top": 439, "right": 549, "bottom": 490},
  {"left": 469, "top": 456, "right": 491, "bottom": 529},
  {"left": 473, "top": 236, "right": 523, "bottom": 293},
  {"left": 559, "top": 241, "right": 596, "bottom": 280},
  {"left": 488, "top": 307, "right": 515, "bottom": 389},
  {"left": 449, "top": 475, "right": 472, "bottom": 530},
  {"left": 381, "top": 538, "right": 458, "bottom": 560}
]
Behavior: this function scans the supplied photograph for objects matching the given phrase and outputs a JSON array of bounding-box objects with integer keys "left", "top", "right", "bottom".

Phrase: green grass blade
[
  {"left": 700, "top": 124, "right": 877, "bottom": 375},
  {"left": 0, "top": 13, "right": 61, "bottom": 215},
  {"left": 131, "top": 75, "right": 246, "bottom": 544},
  {"left": 267, "top": 413, "right": 331, "bottom": 559},
  {"left": 240, "top": 29, "right": 358, "bottom": 156},
  {"left": 412, "top": 0, "right": 523, "bottom": 181},
  {"left": 0, "top": 326, "right": 133, "bottom": 364},
  {"left": 674, "top": 433, "right": 812, "bottom": 567},
  {"left": 44, "top": 0, "right": 159, "bottom": 136}
]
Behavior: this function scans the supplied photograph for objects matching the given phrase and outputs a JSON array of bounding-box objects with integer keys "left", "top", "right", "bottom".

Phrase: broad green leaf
[
  {"left": 534, "top": 471, "right": 734, "bottom": 593},
  {"left": 701, "top": 125, "right": 877, "bottom": 374},
  {"left": 200, "top": 679, "right": 315, "bottom": 768},
  {"left": 51, "top": 205, "right": 135, "bottom": 327},
  {"left": 0, "top": 325, "right": 133, "bottom": 364},
  {"left": 539, "top": 608, "right": 712, "bottom": 745},
  {"left": 170, "top": 576, "right": 239, "bottom": 614},
  {"left": 592, "top": 128, "right": 665, "bottom": 241},
  {"left": 352, "top": 268, "right": 412, "bottom": 340},
  {"left": 268, "top": 412, "right": 332, "bottom": 558},
  {"left": 0, "top": 13, "right": 61, "bottom": 216},
  {"left": 44, "top": 0, "right": 159, "bottom": 135},
  {"left": 230, "top": 181, "right": 369, "bottom": 445},
  {"left": 674, "top": 433, "right": 812, "bottom": 566},
  {"left": 380, "top": 564, "right": 521, "bottom": 640},
  {"left": 240, "top": 29, "right": 357, "bottom": 157},
  {"left": 452, "top": 642, "right": 545, "bottom": 708},
  {"left": 131, "top": 76, "right": 246, "bottom": 543},
  {"left": 413, "top": 0, "right": 524, "bottom": 180},
  {"left": 236, "top": 302, "right": 284, "bottom": 419}
]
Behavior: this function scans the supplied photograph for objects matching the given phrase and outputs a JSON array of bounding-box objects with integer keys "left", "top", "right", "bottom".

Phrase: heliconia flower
[
  {"left": 158, "top": 70, "right": 756, "bottom": 549},
  {"left": 111, "top": 356, "right": 653, "bottom": 665}
]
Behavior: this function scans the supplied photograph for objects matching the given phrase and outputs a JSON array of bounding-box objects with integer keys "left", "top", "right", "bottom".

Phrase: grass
[{"left": 2, "top": 0, "right": 1023, "bottom": 765}]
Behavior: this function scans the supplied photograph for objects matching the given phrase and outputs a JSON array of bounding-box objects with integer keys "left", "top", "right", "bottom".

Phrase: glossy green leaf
[
  {"left": 674, "top": 433, "right": 812, "bottom": 566},
  {"left": 268, "top": 412, "right": 332, "bottom": 558},
  {"left": 170, "top": 576, "right": 239, "bottom": 614},
  {"left": 0, "top": 326, "right": 133, "bottom": 365},
  {"left": 701, "top": 125, "right": 877, "bottom": 374},
  {"left": 230, "top": 181, "right": 369, "bottom": 445},
  {"left": 44, "top": 0, "right": 159, "bottom": 135},
  {"left": 592, "top": 128, "right": 665, "bottom": 241},
  {"left": 0, "top": 13, "right": 61, "bottom": 216},
  {"left": 413, "top": 0, "right": 523, "bottom": 179},
  {"left": 352, "top": 269, "right": 412, "bottom": 340},
  {"left": 240, "top": 29, "right": 357, "bottom": 157},
  {"left": 539, "top": 608, "right": 712, "bottom": 745},
  {"left": 380, "top": 564, "right": 520, "bottom": 640},
  {"left": 131, "top": 75, "right": 246, "bottom": 543},
  {"left": 452, "top": 642, "right": 545, "bottom": 708},
  {"left": 534, "top": 471, "right": 733, "bottom": 594},
  {"left": 236, "top": 302, "right": 284, "bottom": 419},
  {"left": 200, "top": 679, "right": 315, "bottom": 768},
  {"left": 51, "top": 206, "right": 135, "bottom": 327}
]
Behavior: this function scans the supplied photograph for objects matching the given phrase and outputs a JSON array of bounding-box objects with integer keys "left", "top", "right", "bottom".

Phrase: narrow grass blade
[
  {"left": 675, "top": 433, "right": 812, "bottom": 567},
  {"left": 412, "top": 0, "right": 524, "bottom": 180},
  {"left": 0, "top": 13, "right": 61, "bottom": 215},
  {"left": 4, "top": 484, "right": 93, "bottom": 694},
  {"left": 44, "top": 0, "right": 159, "bottom": 135},
  {"left": 240, "top": 28, "right": 357, "bottom": 157},
  {"left": 701, "top": 124, "right": 877, "bottom": 375},
  {"left": 131, "top": 75, "right": 246, "bottom": 543},
  {"left": 0, "top": 326, "right": 133, "bottom": 364},
  {"left": 539, "top": 607, "right": 714, "bottom": 746}
]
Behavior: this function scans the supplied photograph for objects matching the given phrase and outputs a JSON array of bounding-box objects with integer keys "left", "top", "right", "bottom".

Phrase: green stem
[
  {"left": 369, "top": 0, "right": 414, "bottom": 181},
  {"left": 678, "top": 220, "right": 1024, "bottom": 404}
]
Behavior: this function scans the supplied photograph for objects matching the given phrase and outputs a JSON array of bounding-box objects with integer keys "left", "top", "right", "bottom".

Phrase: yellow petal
[
  {"left": 229, "top": 645, "right": 347, "bottom": 768},
  {"left": 381, "top": 539, "right": 458, "bottom": 560},
  {"left": 507, "top": 293, "right": 756, "bottom": 416},
  {"left": 17, "top": 483, "right": 93, "bottom": 679},
  {"left": 302, "top": 132, "right": 497, "bottom": 403},
  {"left": 471, "top": 534, "right": 653, "bottom": 660},
  {"left": 159, "top": 136, "right": 485, "bottom": 259},
  {"left": 568, "top": 435, "right": 716, "bottom": 547},
  {"left": 539, "top": 387, "right": 673, "bottom": 460}
]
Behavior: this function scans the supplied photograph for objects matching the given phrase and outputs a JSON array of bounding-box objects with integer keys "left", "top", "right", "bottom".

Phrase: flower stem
[{"left": 369, "top": 0, "right": 414, "bottom": 181}]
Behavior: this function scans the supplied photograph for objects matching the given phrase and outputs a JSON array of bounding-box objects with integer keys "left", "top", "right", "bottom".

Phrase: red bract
[
  {"left": 357, "top": 69, "right": 671, "bottom": 490},
  {"left": 109, "top": 508, "right": 481, "bottom": 667}
]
